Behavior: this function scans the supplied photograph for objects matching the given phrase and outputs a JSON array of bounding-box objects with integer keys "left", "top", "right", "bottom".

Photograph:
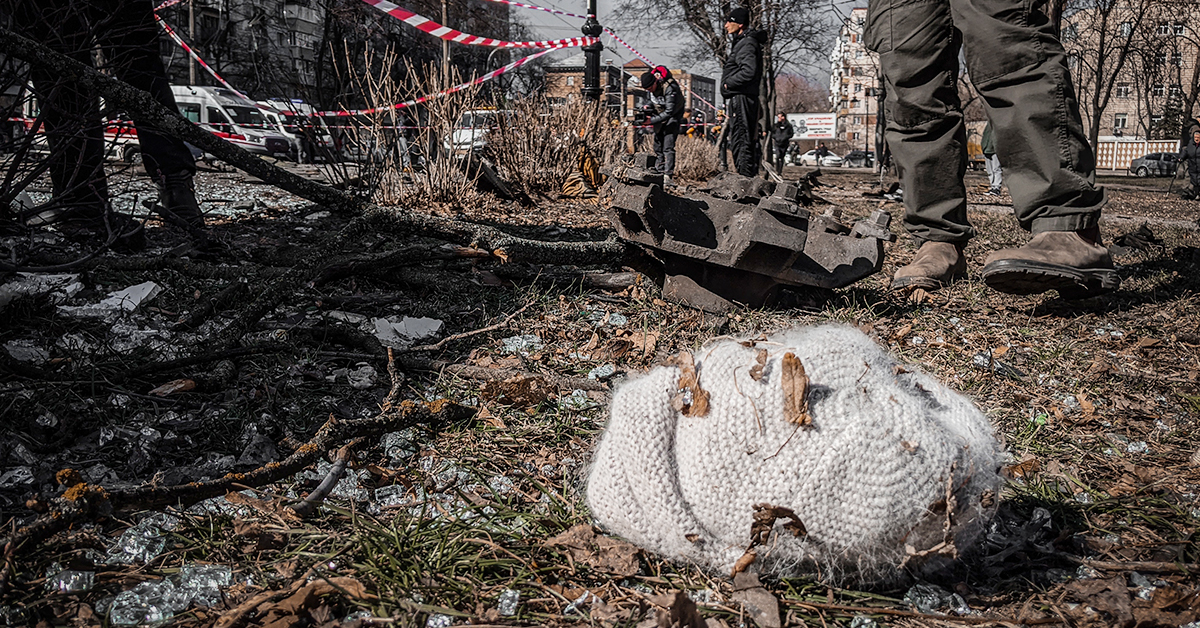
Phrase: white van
[
  {"left": 170, "top": 85, "right": 290, "bottom": 158},
  {"left": 256, "top": 99, "right": 337, "bottom": 163}
]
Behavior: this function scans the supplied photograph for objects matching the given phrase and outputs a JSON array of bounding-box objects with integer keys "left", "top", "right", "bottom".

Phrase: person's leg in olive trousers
[{"left": 867, "top": 0, "right": 1117, "bottom": 298}]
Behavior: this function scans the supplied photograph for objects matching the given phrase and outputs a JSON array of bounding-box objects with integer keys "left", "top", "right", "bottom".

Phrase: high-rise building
[{"left": 828, "top": 7, "right": 878, "bottom": 149}]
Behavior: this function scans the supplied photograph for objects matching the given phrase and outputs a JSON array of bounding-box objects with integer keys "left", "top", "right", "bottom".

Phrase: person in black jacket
[
  {"left": 641, "top": 66, "right": 685, "bottom": 186},
  {"left": 770, "top": 113, "right": 793, "bottom": 173},
  {"left": 720, "top": 7, "right": 765, "bottom": 178},
  {"left": 1179, "top": 130, "right": 1200, "bottom": 198}
]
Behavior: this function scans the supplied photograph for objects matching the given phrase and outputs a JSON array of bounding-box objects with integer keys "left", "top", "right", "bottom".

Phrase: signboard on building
[{"left": 786, "top": 113, "right": 836, "bottom": 140}]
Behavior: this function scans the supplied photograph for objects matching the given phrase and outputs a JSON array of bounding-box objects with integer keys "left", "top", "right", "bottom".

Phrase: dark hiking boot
[
  {"left": 57, "top": 209, "right": 146, "bottom": 253},
  {"left": 155, "top": 170, "right": 211, "bottom": 246},
  {"left": 890, "top": 241, "right": 967, "bottom": 291},
  {"left": 980, "top": 227, "right": 1118, "bottom": 299}
]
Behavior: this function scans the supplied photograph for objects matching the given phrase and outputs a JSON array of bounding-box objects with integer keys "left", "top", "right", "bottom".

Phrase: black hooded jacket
[
  {"left": 721, "top": 29, "right": 766, "bottom": 98},
  {"left": 647, "top": 77, "right": 685, "bottom": 128}
]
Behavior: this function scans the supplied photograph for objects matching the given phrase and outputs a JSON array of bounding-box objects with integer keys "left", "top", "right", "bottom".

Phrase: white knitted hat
[{"left": 586, "top": 324, "right": 1003, "bottom": 584}]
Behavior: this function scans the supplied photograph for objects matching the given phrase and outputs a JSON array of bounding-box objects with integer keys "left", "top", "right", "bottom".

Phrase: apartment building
[{"left": 828, "top": 7, "right": 879, "bottom": 149}]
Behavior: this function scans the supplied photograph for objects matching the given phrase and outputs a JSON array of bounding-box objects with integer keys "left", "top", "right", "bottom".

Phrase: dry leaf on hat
[
  {"left": 780, "top": 352, "right": 811, "bottom": 426},
  {"left": 749, "top": 349, "right": 768, "bottom": 381},
  {"left": 668, "top": 351, "right": 710, "bottom": 417}
]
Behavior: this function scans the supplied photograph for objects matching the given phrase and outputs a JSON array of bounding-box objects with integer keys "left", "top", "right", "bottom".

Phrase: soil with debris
[{"left": 2, "top": 163, "right": 1200, "bottom": 628}]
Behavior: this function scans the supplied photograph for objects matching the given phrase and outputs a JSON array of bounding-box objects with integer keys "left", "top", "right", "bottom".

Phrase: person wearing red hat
[{"left": 640, "top": 66, "right": 684, "bottom": 187}]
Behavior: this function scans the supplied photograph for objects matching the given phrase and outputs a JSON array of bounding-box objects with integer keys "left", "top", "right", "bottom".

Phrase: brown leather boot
[
  {"left": 980, "top": 226, "right": 1118, "bottom": 298},
  {"left": 890, "top": 241, "right": 967, "bottom": 291}
]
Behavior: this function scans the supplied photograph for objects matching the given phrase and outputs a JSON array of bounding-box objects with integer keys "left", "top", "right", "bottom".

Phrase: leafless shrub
[
  {"left": 341, "top": 49, "right": 484, "bottom": 209},
  {"left": 485, "top": 98, "right": 625, "bottom": 200},
  {"left": 674, "top": 135, "right": 718, "bottom": 182}
]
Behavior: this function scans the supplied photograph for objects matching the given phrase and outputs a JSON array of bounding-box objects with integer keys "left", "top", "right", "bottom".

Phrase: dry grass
[
  {"left": 484, "top": 98, "right": 625, "bottom": 200},
  {"left": 674, "top": 135, "right": 719, "bottom": 181}
]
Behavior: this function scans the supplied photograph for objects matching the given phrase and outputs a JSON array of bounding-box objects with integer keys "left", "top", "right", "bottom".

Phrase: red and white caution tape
[
  {"left": 154, "top": 0, "right": 185, "bottom": 11},
  {"left": 360, "top": 0, "right": 596, "bottom": 48},
  {"left": 155, "top": 17, "right": 250, "bottom": 100},
  {"left": 315, "top": 46, "right": 558, "bottom": 117}
]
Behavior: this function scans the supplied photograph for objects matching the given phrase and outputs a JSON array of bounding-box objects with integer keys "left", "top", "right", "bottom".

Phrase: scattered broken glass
[
  {"left": 4, "top": 340, "right": 50, "bottom": 363},
  {"left": 903, "top": 583, "right": 970, "bottom": 615},
  {"left": 501, "top": 334, "right": 543, "bottom": 354},
  {"left": 563, "top": 590, "right": 591, "bottom": 615},
  {"left": 971, "top": 353, "right": 1026, "bottom": 378},
  {"left": 381, "top": 429, "right": 420, "bottom": 463},
  {"left": 1074, "top": 492, "right": 1093, "bottom": 504},
  {"left": 909, "top": 336, "right": 925, "bottom": 346},
  {"left": 687, "top": 588, "right": 715, "bottom": 604},
  {"left": 45, "top": 569, "right": 94, "bottom": 593},
  {"left": 107, "top": 580, "right": 185, "bottom": 626},
  {"left": 0, "top": 467, "right": 33, "bottom": 488},
  {"left": 1129, "top": 572, "right": 1168, "bottom": 601},
  {"left": 105, "top": 514, "right": 180, "bottom": 565},
  {"left": 488, "top": 475, "right": 515, "bottom": 496},
  {"left": 0, "top": 606, "right": 31, "bottom": 626},
  {"left": 587, "top": 364, "right": 616, "bottom": 380},
  {"left": 425, "top": 613, "right": 453, "bottom": 628},
  {"left": 497, "top": 588, "right": 520, "bottom": 617},
  {"left": 178, "top": 564, "right": 232, "bottom": 606},
  {"left": 849, "top": 617, "right": 880, "bottom": 628},
  {"left": 1126, "top": 441, "right": 1148, "bottom": 454},
  {"left": 1075, "top": 564, "right": 1100, "bottom": 580},
  {"left": 374, "top": 485, "right": 409, "bottom": 508},
  {"left": 559, "top": 389, "right": 597, "bottom": 411},
  {"left": 344, "top": 610, "right": 373, "bottom": 622}
]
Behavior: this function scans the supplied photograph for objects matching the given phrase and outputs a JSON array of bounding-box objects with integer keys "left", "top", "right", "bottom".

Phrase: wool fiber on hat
[{"left": 586, "top": 324, "right": 1003, "bottom": 584}]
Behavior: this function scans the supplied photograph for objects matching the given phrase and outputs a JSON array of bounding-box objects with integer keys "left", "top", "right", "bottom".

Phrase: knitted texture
[{"left": 586, "top": 324, "right": 1003, "bottom": 584}]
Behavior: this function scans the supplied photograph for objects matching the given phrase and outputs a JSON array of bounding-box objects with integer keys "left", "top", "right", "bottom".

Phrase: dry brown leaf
[
  {"left": 627, "top": 330, "right": 660, "bottom": 359},
  {"left": 907, "top": 287, "right": 930, "bottom": 304},
  {"left": 1002, "top": 455, "right": 1040, "bottom": 479},
  {"left": 492, "top": 248, "right": 509, "bottom": 263},
  {"left": 780, "top": 352, "right": 811, "bottom": 426},
  {"left": 668, "top": 351, "right": 710, "bottom": 417},
  {"left": 730, "top": 548, "right": 757, "bottom": 577},
  {"left": 750, "top": 503, "right": 807, "bottom": 547},
  {"left": 1077, "top": 392, "right": 1095, "bottom": 415},
  {"left": 545, "top": 524, "right": 642, "bottom": 577},
  {"left": 479, "top": 375, "right": 552, "bottom": 408},
  {"left": 992, "top": 345, "right": 1009, "bottom": 357},
  {"left": 749, "top": 349, "right": 768, "bottom": 381},
  {"left": 148, "top": 378, "right": 196, "bottom": 397},
  {"left": 894, "top": 324, "right": 913, "bottom": 340},
  {"left": 647, "top": 591, "right": 706, "bottom": 628}
]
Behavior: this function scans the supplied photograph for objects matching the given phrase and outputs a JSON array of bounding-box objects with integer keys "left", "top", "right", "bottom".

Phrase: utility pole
[
  {"left": 189, "top": 0, "right": 196, "bottom": 84},
  {"left": 580, "top": 0, "right": 602, "bottom": 101},
  {"left": 441, "top": 0, "right": 450, "bottom": 85}
]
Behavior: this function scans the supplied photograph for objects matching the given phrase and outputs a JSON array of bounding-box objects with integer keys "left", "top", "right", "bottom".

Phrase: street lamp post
[{"left": 581, "top": 0, "right": 602, "bottom": 102}]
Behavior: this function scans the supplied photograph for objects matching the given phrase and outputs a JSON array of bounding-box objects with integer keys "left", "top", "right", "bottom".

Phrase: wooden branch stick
[
  {"left": 782, "top": 599, "right": 1063, "bottom": 626},
  {"left": 289, "top": 441, "right": 360, "bottom": 518},
  {"left": 1064, "top": 554, "right": 1200, "bottom": 574},
  {"left": 405, "top": 301, "right": 533, "bottom": 353}
]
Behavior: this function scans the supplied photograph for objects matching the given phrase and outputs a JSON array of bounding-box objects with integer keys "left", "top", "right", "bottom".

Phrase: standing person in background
[
  {"left": 981, "top": 121, "right": 1002, "bottom": 195},
  {"left": 720, "top": 7, "right": 765, "bottom": 178},
  {"left": 11, "top": 0, "right": 209, "bottom": 251},
  {"left": 770, "top": 113, "right": 793, "bottom": 174},
  {"left": 1178, "top": 130, "right": 1200, "bottom": 200},
  {"left": 641, "top": 66, "right": 684, "bottom": 187}
]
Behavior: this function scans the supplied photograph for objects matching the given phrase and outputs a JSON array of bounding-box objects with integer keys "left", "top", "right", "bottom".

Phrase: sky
[{"left": 514, "top": 0, "right": 865, "bottom": 84}]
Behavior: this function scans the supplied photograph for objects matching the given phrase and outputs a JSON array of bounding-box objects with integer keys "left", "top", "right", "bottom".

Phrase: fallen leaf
[
  {"left": 749, "top": 349, "right": 768, "bottom": 381},
  {"left": 493, "top": 248, "right": 509, "bottom": 263},
  {"left": 992, "top": 345, "right": 1009, "bottom": 357},
  {"left": 894, "top": 324, "right": 912, "bottom": 340},
  {"left": 1002, "top": 455, "right": 1040, "bottom": 479},
  {"left": 668, "top": 352, "right": 710, "bottom": 417},
  {"left": 546, "top": 524, "right": 642, "bottom": 577},
  {"left": 626, "top": 330, "right": 659, "bottom": 359},
  {"left": 647, "top": 591, "right": 706, "bottom": 628},
  {"left": 262, "top": 577, "right": 371, "bottom": 628},
  {"left": 1077, "top": 392, "right": 1095, "bottom": 415},
  {"left": 730, "top": 548, "right": 756, "bottom": 577},
  {"left": 479, "top": 375, "right": 552, "bottom": 407},
  {"left": 750, "top": 503, "right": 807, "bottom": 546},
  {"left": 1065, "top": 577, "right": 1133, "bottom": 627},
  {"left": 780, "top": 353, "right": 811, "bottom": 426},
  {"left": 148, "top": 378, "right": 196, "bottom": 397}
]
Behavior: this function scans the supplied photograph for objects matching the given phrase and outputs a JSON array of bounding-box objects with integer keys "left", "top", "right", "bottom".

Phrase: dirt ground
[{"left": 2, "top": 163, "right": 1199, "bottom": 628}]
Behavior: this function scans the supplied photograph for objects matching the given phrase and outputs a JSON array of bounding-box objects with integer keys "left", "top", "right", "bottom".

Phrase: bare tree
[
  {"left": 1061, "top": 0, "right": 1153, "bottom": 149},
  {"left": 609, "top": 0, "right": 832, "bottom": 143},
  {"left": 774, "top": 73, "right": 827, "bottom": 113}
]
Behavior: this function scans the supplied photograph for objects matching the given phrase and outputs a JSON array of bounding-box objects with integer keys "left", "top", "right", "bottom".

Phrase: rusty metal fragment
[{"left": 605, "top": 154, "right": 895, "bottom": 312}]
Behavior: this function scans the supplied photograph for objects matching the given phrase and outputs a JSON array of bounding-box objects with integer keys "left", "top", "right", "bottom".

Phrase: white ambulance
[
  {"left": 256, "top": 99, "right": 338, "bottom": 163},
  {"left": 170, "top": 85, "right": 290, "bottom": 158}
]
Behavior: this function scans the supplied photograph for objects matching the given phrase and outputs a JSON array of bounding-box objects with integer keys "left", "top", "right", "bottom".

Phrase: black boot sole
[{"left": 981, "top": 259, "right": 1119, "bottom": 299}]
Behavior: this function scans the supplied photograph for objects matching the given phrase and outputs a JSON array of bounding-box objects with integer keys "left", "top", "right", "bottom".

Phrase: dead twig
[
  {"left": 1064, "top": 554, "right": 1200, "bottom": 574},
  {"left": 405, "top": 301, "right": 533, "bottom": 353},
  {"left": 782, "top": 599, "right": 1063, "bottom": 625},
  {"left": 289, "top": 440, "right": 361, "bottom": 518}
]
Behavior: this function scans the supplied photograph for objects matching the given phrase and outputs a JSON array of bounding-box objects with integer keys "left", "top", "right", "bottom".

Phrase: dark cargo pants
[
  {"left": 864, "top": 0, "right": 1105, "bottom": 243},
  {"left": 15, "top": 0, "right": 197, "bottom": 218},
  {"left": 726, "top": 95, "right": 760, "bottom": 178},
  {"left": 653, "top": 123, "right": 679, "bottom": 177}
]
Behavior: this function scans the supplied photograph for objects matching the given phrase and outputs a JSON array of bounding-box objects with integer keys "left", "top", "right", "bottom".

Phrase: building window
[
  {"left": 1116, "top": 83, "right": 1130, "bottom": 98},
  {"left": 852, "top": 132, "right": 861, "bottom": 141},
  {"left": 1173, "top": 53, "right": 1183, "bottom": 67},
  {"left": 855, "top": 50, "right": 863, "bottom": 59},
  {"left": 1120, "top": 21, "right": 1132, "bottom": 37},
  {"left": 1151, "top": 114, "right": 1163, "bottom": 126},
  {"left": 1156, "top": 52, "right": 1167, "bottom": 65},
  {"left": 1158, "top": 22, "right": 1171, "bottom": 35},
  {"left": 1175, "top": 22, "right": 1186, "bottom": 35},
  {"left": 1153, "top": 83, "right": 1165, "bottom": 96},
  {"left": 1170, "top": 84, "right": 1182, "bottom": 96},
  {"left": 567, "top": 76, "right": 574, "bottom": 86},
  {"left": 855, "top": 83, "right": 862, "bottom": 93},
  {"left": 1062, "top": 23, "right": 1078, "bottom": 41},
  {"left": 1114, "top": 113, "right": 1127, "bottom": 129}
]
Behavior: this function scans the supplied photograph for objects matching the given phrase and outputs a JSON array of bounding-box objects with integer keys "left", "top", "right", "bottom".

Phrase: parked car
[
  {"left": 443, "top": 109, "right": 513, "bottom": 154},
  {"left": 257, "top": 99, "right": 338, "bottom": 163},
  {"left": 1128, "top": 152, "right": 1179, "bottom": 177},
  {"left": 843, "top": 150, "right": 874, "bottom": 168},
  {"left": 794, "top": 149, "right": 843, "bottom": 168}
]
